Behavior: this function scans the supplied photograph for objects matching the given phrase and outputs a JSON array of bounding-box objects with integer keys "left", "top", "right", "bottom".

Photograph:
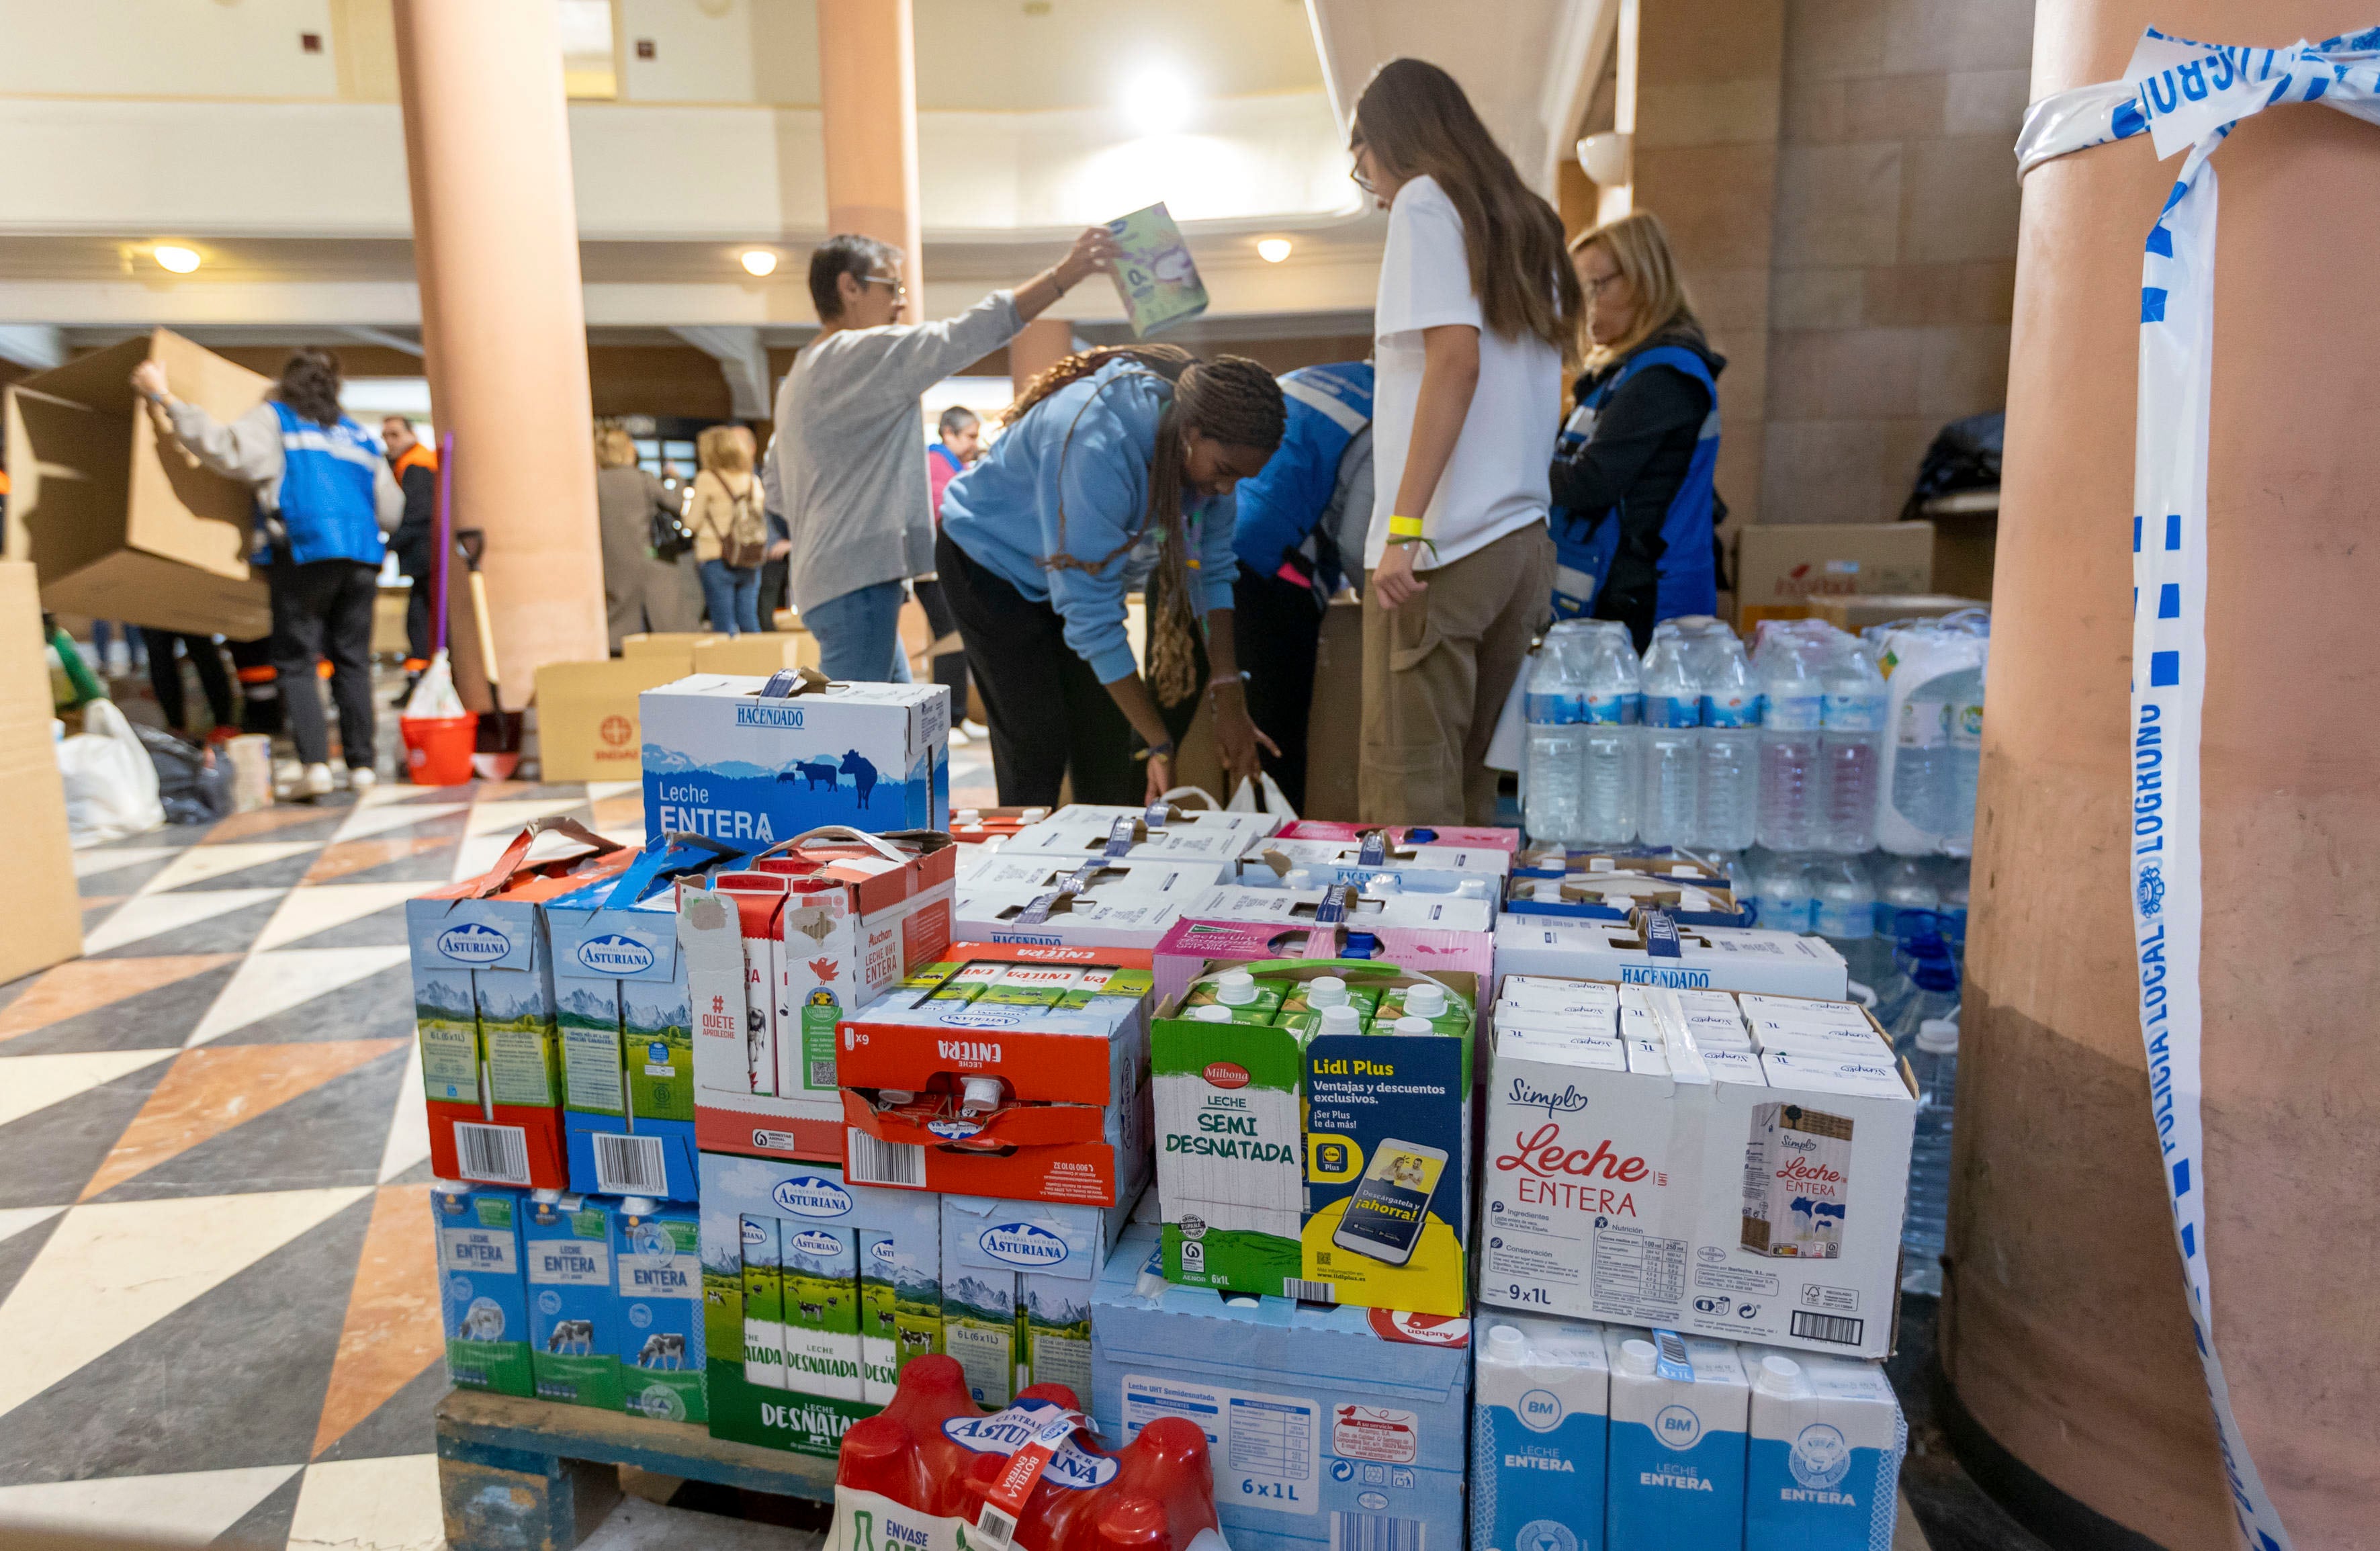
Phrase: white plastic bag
[
  {"left": 402, "top": 650, "right": 468, "bottom": 720},
  {"left": 1157, "top": 785, "right": 1221, "bottom": 811},
  {"left": 58, "top": 699, "right": 165, "bottom": 848},
  {"left": 1226, "top": 772, "right": 1300, "bottom": 820}
]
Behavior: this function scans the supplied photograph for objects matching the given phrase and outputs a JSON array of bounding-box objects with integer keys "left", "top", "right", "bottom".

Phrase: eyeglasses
[
  {"left": 862, "top": 271, "right": 908, "bottom": 302},
  {"left": 1581, "top": 269, "right": 1624, "bottom": 299},
  {"left": 1350, "top": 165, "right": 1376, "bottom": 197}
]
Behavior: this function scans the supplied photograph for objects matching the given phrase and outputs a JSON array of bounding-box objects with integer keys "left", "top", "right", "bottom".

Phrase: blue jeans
[
  {"left": 698, "top": 560, "right": 762, "bottom": 635},
  {"left": 806, "top": 578, "right": 914, "bottom": 682}
]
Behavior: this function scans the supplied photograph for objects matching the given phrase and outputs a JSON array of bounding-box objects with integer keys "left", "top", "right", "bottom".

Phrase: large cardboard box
[
  {"left": 3, "top": 330, "right": 271, "bottom": 635},
  {"left": 0, "top": 564, "right": 81, "bottom": 979},
  {"left": 1732, "top": 523, "right": 1933, "bottom": 631},
  {"left": 535, "top": 659, "right": 695, "bottom": 783},
  {"left": 621, "top": 632, "right": 722, "bottom": 662},
  {"left": 1805, "top": 592, "right": 1986, "bottom": 633},
  {"left": 692, "top": 633, "right": 821, "bottom": 677}
]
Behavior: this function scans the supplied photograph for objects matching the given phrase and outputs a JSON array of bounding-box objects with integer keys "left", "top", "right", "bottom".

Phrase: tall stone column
[
  {"left": 392, "top": 0, "right": 606, "bottom": 707},
  {"left": 816, "top": 0, "right": 922, "bottom": 322},
  {"left": 1947, "top": 3, "right": 2380, "bottom": 1546},
  {"left": 1008, "top": 320, "right": 1073, "bottom": 398}
]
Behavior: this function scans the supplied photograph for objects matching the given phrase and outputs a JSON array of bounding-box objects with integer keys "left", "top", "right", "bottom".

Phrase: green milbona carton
[
  {"left": 779, "top": 1225, "right": 863, "bottom": 1402},
  {"left": 740, "top": 1214, "right": 787, "bottom": 1390},
  {"left": 613, "top": 1197, "right": 705, "bottom": 1423},
  {"left": 436, "top": 1182, "right": 532, "bottom": 1397},
  {"left": 525, "top": 1192, "right": 621, "bottom": 1409}
]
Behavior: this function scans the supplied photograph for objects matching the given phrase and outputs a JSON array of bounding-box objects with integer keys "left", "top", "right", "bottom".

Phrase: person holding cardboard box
[
  {"left": 1550, "top": 212, "right": 1726, "bottom": 648},
  {"left": 1350, "top": 59, "right": 1574, "bottom": 826},
  {"left": 132, "top": 348, "right": 400, "bottom": 798},
  {"left": 773, "top": 226, "right": 1121, "bottom": 684},
  {"left": 936, "top": 346, "right": 1286, "bottom": 807}
]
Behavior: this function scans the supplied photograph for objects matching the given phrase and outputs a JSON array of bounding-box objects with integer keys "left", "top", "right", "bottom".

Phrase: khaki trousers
[{"left": 1359, "top": 523, "right": 1555, "bottom": 826}]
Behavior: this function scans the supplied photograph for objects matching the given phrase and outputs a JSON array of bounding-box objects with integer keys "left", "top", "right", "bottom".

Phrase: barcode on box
[
  {"left": 1332, "top": 1512, "right": 1422, "bottom": 1551},
  {"left": 455, "top": 1122, "right": 530, "bottom": 1185},
  {"left": 1284, "top": 1278, "right": 1335, "bottom": 1302},
  {"left": 846, "top": 1128, "right": 926, "bottom": 1188},
  {"left": 592, "top": 1133, "right": 667, "bottom": 1196},
  {"left": 974, "top": 1508, "right": 1016, "bottom": 1549},
  {"left": 1790, "top": 1310, "right": 1865, "bottom": 1346}
]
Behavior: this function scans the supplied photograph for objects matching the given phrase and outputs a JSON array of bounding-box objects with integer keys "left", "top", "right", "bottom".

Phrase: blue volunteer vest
[
  {"left": 1548, "top": 343, "right": 1720, "bottom": 622},
  {"left": 1230, "top": 361, "right": 1372, "bottom": 590},
  {"left": 269, "top": 401, "right": 387, "bottom": 568}
]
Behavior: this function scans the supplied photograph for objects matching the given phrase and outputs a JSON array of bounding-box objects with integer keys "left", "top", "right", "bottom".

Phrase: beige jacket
[{"left": 685, "top": 469, "right": 760, "bottom": 566}]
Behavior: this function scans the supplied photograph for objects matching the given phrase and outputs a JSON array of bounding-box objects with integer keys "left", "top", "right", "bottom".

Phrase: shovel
[{"left": 452, "top": 526, "right": 525, "bottom": 781}]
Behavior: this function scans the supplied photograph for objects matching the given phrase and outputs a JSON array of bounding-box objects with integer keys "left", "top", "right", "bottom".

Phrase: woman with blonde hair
[
  {"left": 1348, "top": 57, "right": 1579, "bottom": 826},
  {"left": 594, "top": 423, "right": 697, "bottom": 650},
  {"left": 686, "top": 423, "right": 766, "bottom": 636},
  {"left": 1550, "top": 210, "right": 1724, "bottom": 648}
]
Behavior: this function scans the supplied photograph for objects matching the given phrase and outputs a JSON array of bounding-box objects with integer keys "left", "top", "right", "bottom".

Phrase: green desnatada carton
[{"left": 1151, "top": 959, "right": 1474, "bottom": 1317}]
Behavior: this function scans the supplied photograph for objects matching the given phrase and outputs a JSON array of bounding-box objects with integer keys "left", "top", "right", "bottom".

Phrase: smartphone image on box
[{"left": 1330, "top": 1139, "right": 1446, "bottom": 1265}]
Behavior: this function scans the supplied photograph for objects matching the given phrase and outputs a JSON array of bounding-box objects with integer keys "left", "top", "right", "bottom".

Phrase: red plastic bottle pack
[
  {"left": 959, "top": 1409, "right": 1221, "bottom": 1551},
  {"left": 833, "top": 1356, "right": 1086, "bottom": 1551}
]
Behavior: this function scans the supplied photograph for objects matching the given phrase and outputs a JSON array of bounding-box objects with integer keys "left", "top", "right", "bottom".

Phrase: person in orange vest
[{"left": 383, "top": 416, "right": 438, "bottom": 701}]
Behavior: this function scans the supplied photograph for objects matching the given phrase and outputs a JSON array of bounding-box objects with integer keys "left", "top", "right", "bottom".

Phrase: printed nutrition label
[
  {"left": 1123, "top": 1372, "right": 1319, "bottom": 1516},
  {"left": 1591, "top": 1225, "right": 1687, "bottom": 1321}
]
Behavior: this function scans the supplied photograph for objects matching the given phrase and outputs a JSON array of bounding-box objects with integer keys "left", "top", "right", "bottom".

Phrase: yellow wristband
[{"left": 1387, "top": 514, "right": 1425, "bottom": 539}]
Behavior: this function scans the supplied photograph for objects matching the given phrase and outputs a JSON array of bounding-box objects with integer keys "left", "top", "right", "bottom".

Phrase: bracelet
[
  {"left": 1139, "top": 740, "right": 1176, "bottom": 761},
  {"left": 1386, "top": 514, "right": 1425, "bottom": 540},
  {"left": 1207, "top": 674, "right": 1243, "bottom": 692}
]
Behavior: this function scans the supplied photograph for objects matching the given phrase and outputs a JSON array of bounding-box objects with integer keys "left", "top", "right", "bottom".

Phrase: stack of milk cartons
[{"left": 951, "top": 802, "right": 1278, "bottom": 950}]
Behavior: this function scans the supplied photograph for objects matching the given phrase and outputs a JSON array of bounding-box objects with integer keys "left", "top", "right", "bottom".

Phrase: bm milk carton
[
  {"left": 612, "top": 1196, "right": 706, "bottom": 1423},
  {"left": 1472, "top": 1313, "right": 1609, "bottom": 1551},
  {"left": 1746, "top": 1349, "right": 1907, "bottom": 1550},
  {"left": 435, "top": 1182, "right": 531, "bottom": 1397},
  {"left": 524, "top": 1191, "right": 621, "bottom": 1409},
  {"left": 1603, "top": 1329, "right": 1747, "bottom": 1551}
]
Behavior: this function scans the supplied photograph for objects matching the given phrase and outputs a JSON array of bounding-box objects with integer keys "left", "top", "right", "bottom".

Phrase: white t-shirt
[{"left": 1366, "top": 174, "right": 1562, "bottom": 571}]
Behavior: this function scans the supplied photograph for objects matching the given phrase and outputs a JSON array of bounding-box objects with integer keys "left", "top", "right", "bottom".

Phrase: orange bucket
[{"left": 401, "top": 714, "right": 478, "bottom": 786}]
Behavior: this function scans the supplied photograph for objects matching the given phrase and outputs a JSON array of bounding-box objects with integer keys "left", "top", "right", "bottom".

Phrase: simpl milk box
[
  {"left": 612, "top": 1197, "right": 706, "bottom": 1423},
  {"left": 941, "top": 1191, "right": 1133, "bottom": 1407},
  {"left": 1479, "top": 984, "right": 1912, "bottom": 1360},
  {"left": 640, "top": 672, "right": 950, "bottom": 846},
  {"left": 524, "top": 1191, "right": 621, "bottom": 1409},
  {"left": 1472, "top": 1313, "right": 1609, "bottom": 1551},
  {"left": 1092, "top": 1224, "right": 1472, "bottom": 1551},
  {"left": 1491, "top": 916, "right": 1848, "bottom": 1000},
  {"left": 698, "top": 1153, "right": 942, "bottom": 1456},
  {"left": 435, "top": 1182, "right": 532, "bottom": 1397}
]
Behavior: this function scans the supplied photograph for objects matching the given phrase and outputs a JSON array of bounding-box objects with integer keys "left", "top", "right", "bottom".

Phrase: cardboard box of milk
[
  {"left": 524, "top": 1191, "right": 621, "bottom": 1409},
  {"left": 435, "top": 1182, "right": 533, "bottom": 1397},
  {"left": 612, "top": 1197, "right": 706, "bottom": 1423},
  {"left": 941, "top": 1191, "right": 1132, "bottom": 1408},
  {"left": 1479, "top": 982, "right": 1912, "bottom": 1360},
  {"left": 639, "top": 672, "right": 950, "bottom": 846},
  {"left": 1491, "top": 917, "right": 1847, "bottom": 999}
]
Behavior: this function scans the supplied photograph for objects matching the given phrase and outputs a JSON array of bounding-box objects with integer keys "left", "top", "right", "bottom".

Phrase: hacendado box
[
  {"left": 699, "top": 1153, "right": 943, "bottom": 1456},
  {"left": 1152, "top": 958, "right": 1474, "bottom": 1316},
  {"left": 639, "top": 669, "right": 951, "bottom": 848},
  {"left": 1479, "top": 983, "right": 1914, "bottom": 1360},
  {"left": 1090, "top": 1224, "right": 1472, "bottom": 1551},
  {"left": 1502, "top": 864, "right": 1753, "bottom": 929},
  {"left": 950, "top": 887, "right": 1193, "bottom": 950},
  {"left": 837, "top": 945, "right": 1155, "bottom": 1206},
  {"left": 1492, "top": 916, "right": 1847, "bottom": 1000}
]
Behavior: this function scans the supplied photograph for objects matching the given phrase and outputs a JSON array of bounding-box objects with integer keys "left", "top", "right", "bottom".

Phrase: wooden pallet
[{"left": 435, "top": 1388, "right": 836, "bottom": 1551}]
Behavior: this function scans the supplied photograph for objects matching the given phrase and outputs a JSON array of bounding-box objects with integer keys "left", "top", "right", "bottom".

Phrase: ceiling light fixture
[
  {"left": 740, "top": 249, "right": 780, "bottom": 277},
  {"left": 1122, "top": 67, "right": 1194, "bottom": 136},
  {"left": 1256, "top": 238, "right": 1292, "bottom": 264},
  {"left": 153, "top": 245, "right": 202, "bottom": 275}
]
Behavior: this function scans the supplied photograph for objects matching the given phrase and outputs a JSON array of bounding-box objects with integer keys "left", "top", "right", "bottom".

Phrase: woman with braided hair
[{"left": 936, "top": 345, "right": 1286, "bottom": 805}]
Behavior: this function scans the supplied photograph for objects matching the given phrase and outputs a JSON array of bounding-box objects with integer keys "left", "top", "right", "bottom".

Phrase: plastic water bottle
[
  {"left": 1884, "top": 624, "right": 1957, "bottom": 846},
  {"left": 1747, "top": 852, "right": 1814, "bottom": 934},
  {"left": 1902, "top": 1018, "right": 1959, "bottom": 1296},
  {"left": 1638, "top": 621, "right": 1700, "bottom": 848},
  {"left": 1691, "top": 624, "right": 1761, "bottom": 852},
  {"left": 1755, "top": 627, "right": 1826, "bottom": 852},
  {"left": 1524, "top": 624, "right": 1590, "bottom": 844},
  {"left": 1577, "top": 620, "right": 1642, "bottom": 847},
  {"left": 1886, "top": 946, "right": 1959, "bottom": 1055},
  {"left": 1938, "top": 856, "right": 1972, "bottom": 962},
  {"left": 1818, "top": 632, "right": 1887, "bottom": 853},
  {"left": 1874, "top": 855, "right": 1939, "bottom": 942},
  {"left": 1812, "top": 857, "right": 1886, "bottom": 989},
  {"left": 1941, "top": 662, "right": 1985, "bottom": 853}
]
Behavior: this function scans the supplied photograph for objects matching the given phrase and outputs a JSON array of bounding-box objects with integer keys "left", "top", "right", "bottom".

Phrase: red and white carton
[
  {"left": 680, "top": 828, "right": 955, "bottom": 1163},
  {"left": 1479, "top": 980, "right": 1913, "bottom": 1360}
]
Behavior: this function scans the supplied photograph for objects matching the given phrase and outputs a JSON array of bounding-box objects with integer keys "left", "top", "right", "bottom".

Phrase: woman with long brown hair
[
  {"left": 1350, "top": 58, "right": 1579, "bottom": 826},
  {"left": 935, "top": 345, "right": 1286, "bottom": 806},
  {"left": 687, "top": 423, "right": 766, "bottom": 636}
]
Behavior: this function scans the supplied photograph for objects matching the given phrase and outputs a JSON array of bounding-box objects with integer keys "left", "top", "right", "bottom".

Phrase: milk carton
[
  {"left": 1742, "top": 1103, "right": 1857, "bottom": 1259},
  {"left": 941, "top": 1192, "right": 1132, "bottom": 1407},
  {"left": 638, "top": 672, "right": 950, "bottom": 844},
  {"left": 1745, "top": 1349, "right": 1907, "bottom": 1550},
  {"left": 779, "top": 1223, "right": 864, "bottom": 1402},
  {"left": 435, "top": 1182, "right": 532, "bottom": 1397},
  {"left": 1603, "top": 1330, "right": 1747, "bottom": 1551},
  {"left": 1471, "top": 1314, "right": 1609, "bottom": 1551},
  {"left": 525, "top": 1192, "right": 621, "bottom": 1409},
  {"left": 739, "top": 1214, "right": 787, "bottom": 1390},
  {"left": 612, "top": 1197, "right": 706, "bottom": 1422}
]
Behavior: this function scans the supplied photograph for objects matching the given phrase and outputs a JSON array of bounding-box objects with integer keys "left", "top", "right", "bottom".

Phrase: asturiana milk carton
[
  {"left": 1603, "top": 1329, "right": 1747, "bottom": 1551},
  {"left": 940, "top": 1191, "right": 1133, "bottom": 1409},
  {"left": 524, "top": 1191, "right": 621, "bottom": 1409},
  {"left": 435, "top": 1181, "right": 531, "bottom": 1397},
  {"left": 640, "top": 672, "right": 951, "bottom": 846},
  {"left": 1471, "top": 1313, "right": 1610, "bottom": 1551},
  {"left": 1745, "top": 1349, "right": 1907, "bottom": 1551}
]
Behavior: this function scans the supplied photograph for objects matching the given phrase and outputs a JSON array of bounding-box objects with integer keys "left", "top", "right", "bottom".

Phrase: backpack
[
  {"left": 1900, "top": 411, "right": 2003, "bottom": 519},
  {"left": 715, "top": 477, "right": 768, "bottom": 570}
]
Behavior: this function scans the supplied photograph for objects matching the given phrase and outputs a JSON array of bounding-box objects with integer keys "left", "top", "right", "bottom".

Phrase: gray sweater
[
  {"left": 771, "top": 292, "right": 1024, "bottom": 614},
  {"left": 165, "top": 400, "right": 404, "bottom": 531}
]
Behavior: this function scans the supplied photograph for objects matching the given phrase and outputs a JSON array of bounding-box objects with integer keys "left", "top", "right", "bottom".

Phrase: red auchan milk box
[
  {"left": 834, "top": 944, "right": 1155, "bottom": 1206},
  {"left": 678, "top": 828, "right": 956, "bottom": 1163},
  {"left": 1479, "top": 980, "right": 1913, "bottom": 1360}
]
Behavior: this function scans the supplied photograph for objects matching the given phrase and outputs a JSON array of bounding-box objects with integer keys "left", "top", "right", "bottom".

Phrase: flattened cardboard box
[{"left": 1733, "top": 522, "right": 1934, "bottom": 631}]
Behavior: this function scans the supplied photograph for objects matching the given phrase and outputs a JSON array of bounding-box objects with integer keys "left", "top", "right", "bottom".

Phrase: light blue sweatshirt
[{"left": 940, "top": 359, "right": 1238, "bottom": 684}]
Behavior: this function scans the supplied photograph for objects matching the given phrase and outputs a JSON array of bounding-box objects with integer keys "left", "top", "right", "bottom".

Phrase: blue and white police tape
[{"left": 2017, "top": 26, "right": 2380, "bottom": 1551}]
